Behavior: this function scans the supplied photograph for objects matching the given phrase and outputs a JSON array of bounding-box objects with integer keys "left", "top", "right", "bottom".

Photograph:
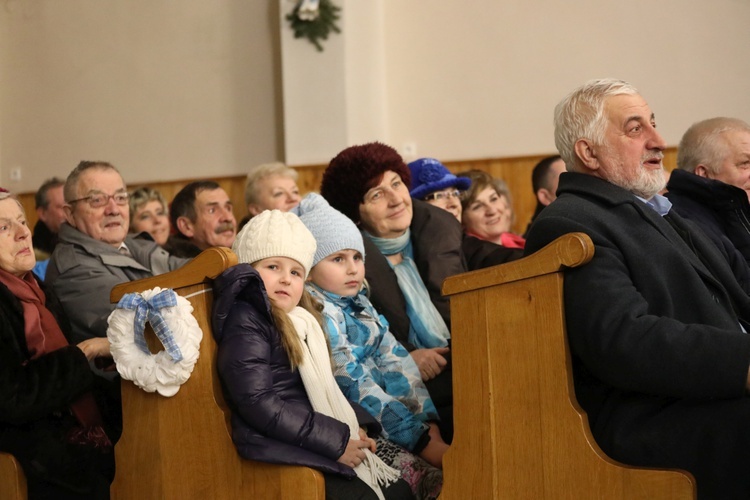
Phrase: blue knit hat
[
  {"left": 408, "top": 158, "right": 471, "bottom": 200},
  {"left": 297, "top": 193, "right": 365, "bottom": 267}
]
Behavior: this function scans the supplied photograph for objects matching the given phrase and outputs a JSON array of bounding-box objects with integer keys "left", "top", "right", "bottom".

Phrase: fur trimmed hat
[
  {"left": 232, "top": 209, "right": 317, "bottom": 277},
  {"left": 320, "top": 142, "right": 411, "bottom": 224},
  {"left": 297, "top": 193, "right": 365, "bottom": 267}
]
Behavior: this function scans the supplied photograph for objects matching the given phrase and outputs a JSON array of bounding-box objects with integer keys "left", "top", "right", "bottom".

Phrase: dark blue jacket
[
  {"left": 666, "top": 168, "right": 750, "bottom": 293},
  {"left": 212, "top": 264, "right": 379, "bottom": 477}
]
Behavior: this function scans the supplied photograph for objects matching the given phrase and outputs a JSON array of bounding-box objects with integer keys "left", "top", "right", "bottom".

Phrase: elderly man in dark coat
[
  {"left": 665, "top": 117, "right": 750, "bottom": 293},
  {"left": 525, "top": 79, "right": 750, "bottom": 499}
]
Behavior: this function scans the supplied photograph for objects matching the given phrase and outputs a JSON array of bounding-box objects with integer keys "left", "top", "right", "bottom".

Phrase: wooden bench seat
[
  {"left": 0, "top": 452, "right": 26, "bottom": 500},
  {"left": 109, "top": 247, "right": 324, "bottom": 499}
]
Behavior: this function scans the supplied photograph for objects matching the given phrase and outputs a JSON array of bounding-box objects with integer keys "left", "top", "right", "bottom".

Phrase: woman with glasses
[
  {"left": 408, "top": 159, "right": 524, "bottom": 269},
  {"left": 407, "top": 158, "right": 470, "bottom": 222}
]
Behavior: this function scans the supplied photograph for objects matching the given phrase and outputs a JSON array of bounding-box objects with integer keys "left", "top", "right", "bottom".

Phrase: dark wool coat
[
  {"left": 666, "top": 168, "right": 750, "bottom": 293},
  {"left": 212, "top": 264, "right": 380, "bottom": 478},
  {"left": 0, "top": 278, "right": 106, "bottom": 493},
  {"left": 525, "top": 172, "right": 750, "bottom": 499},
  {"left": 162, "top": 235, "right": 203, "bottom": 259},
  {"left": 461, "top": 234, "right": 523, "bottom": 271}
]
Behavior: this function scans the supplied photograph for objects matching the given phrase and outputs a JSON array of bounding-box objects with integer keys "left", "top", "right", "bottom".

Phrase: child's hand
[
  {"left": 337, "top": 438, "right": 371, "bottom": 468},
  {"left": 358, "top": 428, "right": 377, "bottom": 453}
]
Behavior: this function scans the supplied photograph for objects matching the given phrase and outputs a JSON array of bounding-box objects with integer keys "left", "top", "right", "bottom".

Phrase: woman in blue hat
[{"left": 406, "top": 158, "right": 470, "bottom": 222}]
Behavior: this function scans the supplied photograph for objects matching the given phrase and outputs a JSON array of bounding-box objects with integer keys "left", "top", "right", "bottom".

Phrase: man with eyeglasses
[{"left": 46, "top": 161, "right": 189, "bottom": 346}]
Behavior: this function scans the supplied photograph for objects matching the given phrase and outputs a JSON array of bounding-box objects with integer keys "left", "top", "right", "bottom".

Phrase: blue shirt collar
[{"left": 636, "top": 192, "right": 672, "bottom": 217}]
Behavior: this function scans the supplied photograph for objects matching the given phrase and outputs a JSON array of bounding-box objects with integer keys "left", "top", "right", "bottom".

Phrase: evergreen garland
[{"left": 286, "top": 0, "right": 341, "bottom": 52}]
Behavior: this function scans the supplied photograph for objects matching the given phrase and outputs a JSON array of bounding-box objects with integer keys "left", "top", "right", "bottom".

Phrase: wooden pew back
[
  {"left": 109, "top": 247, "right": 324, "bottom": 499},
  {"left": 0, "top": 452, "right": 26, "bottom": 500},
  {"left": 439, "top": 232, "right": 696, "bottom": 499}
]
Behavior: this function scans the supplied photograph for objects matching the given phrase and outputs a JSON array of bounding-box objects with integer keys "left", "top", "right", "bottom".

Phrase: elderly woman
[
  {"left": 458, "top": 170, "right": 526, "bottom": 249},
  {"left": 128, "top": 186, "right": 171, "bottom": 247},
  {"left": 245, "top": 162, "right": 301, "bottom": 216},
  {"left": 322, "top": 142, "right": 464, "bottom": 442},
  {"left": 238, "top": 162, "right": 302, "bottom": 230},
  {"left": 0, "top": 190, "right": 116, "bottom": 499},
  {"left": 407, "top": 158, "right": 470, "bottom": 222}
]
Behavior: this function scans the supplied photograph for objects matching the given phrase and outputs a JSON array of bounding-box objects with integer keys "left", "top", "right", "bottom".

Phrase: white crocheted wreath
[{"left": 107, "top": 286, "right": 202, "bottom": 397}]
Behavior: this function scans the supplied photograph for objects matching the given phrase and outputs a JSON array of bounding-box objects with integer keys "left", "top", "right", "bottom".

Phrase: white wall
[
  {"left": 280, "top": 0, "right": 387, "bottom": 166},
  {"left": 3, "top": 0, "right": 750, "bottom": 190},
  {"left": 382, "top": 0, "right": 750, "bottom": 161},
  {"left": 0, "top": 0, "right": 281, "bottom": 192}
]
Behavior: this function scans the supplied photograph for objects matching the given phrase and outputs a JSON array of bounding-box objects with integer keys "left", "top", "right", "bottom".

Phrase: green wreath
[{"left": 286, "top": 0, "right": 341, "bottom": 52}]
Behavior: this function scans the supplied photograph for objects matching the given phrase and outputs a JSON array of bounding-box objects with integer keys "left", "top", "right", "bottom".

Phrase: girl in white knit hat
[{"left": 212, "top": 209, "right": 412, "bottom": 500}]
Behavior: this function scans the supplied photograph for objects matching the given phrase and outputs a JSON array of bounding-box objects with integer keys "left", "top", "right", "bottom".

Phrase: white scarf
[{"left": 288, "top": 306, "right": 400, "bottom": 499}]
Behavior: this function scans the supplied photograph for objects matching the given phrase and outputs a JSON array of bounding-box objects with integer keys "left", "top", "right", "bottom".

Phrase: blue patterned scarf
[
  {"left": 365, "top": 230, "right": 450, "bottom": 348},
  {"left": 312, "top": 286, "right": 385, "bottom": 349}
]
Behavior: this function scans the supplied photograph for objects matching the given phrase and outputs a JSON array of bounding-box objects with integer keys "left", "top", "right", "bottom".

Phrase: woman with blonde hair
[{"left": 128, "top": 186, "right": 170, "bottom": 247}]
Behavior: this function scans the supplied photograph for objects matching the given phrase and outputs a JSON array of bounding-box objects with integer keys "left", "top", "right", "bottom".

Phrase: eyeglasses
[
  {"left": 69, "top": 192, "right": 130, "bottom": 208},
  {"left": 424, "top": 190, "right": 462, "bottom": 202}
]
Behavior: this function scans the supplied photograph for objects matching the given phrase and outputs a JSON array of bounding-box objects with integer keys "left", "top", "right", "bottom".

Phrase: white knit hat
[
  {"left": 232, "top": 209, "right": 317, "bottom": 277},
  {"left": 297, "top": 193, "right": 365, "bottom": 267}
]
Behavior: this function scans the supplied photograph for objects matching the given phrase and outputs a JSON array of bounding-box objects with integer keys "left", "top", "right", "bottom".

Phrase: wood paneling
[{"left": 16, "top": 148, "right": 678, "bottom": 237}]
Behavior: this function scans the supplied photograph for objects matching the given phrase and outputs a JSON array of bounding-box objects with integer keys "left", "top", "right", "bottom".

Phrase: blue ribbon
[{"left": 116, "top": 289, "right": 183, "bottom": 362}]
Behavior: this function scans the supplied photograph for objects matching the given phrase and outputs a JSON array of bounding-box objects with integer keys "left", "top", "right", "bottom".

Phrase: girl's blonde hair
[{"left": 267, "top": 285, "right": 330, "bottom": 370}]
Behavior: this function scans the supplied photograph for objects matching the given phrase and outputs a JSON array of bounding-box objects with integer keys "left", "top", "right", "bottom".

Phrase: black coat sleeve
[{"left": 216, "top": 304, "right": 351, "bottom": 461}]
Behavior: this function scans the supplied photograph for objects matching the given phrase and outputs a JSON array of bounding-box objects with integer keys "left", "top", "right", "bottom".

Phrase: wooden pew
[
  {"left": 109, "top": 247, "right": 324, "bottom": 499},
  {"left": 439, "top": 232, "right": 696, "bottom": 499},
  {"left": 0, "top": 452, "right": 26, "bottom": 500}
]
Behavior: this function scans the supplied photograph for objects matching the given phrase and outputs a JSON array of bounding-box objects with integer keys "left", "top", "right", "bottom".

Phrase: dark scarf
[{"left": 0, "top": 268, "right": 111, "bottom": 448}]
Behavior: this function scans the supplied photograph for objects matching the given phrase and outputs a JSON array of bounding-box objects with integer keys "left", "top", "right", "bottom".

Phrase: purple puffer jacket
[{"left": 212, "top": 263, "right": 379, "bottom": 477}]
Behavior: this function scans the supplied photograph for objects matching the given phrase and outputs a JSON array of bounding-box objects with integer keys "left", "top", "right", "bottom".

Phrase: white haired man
[{"left": 526, "top": 79, "right": 750, "bottom": 499}]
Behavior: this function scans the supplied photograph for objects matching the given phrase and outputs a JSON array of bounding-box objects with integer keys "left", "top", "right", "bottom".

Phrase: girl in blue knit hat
[{"left": 299, "top": 194, "right": 446, "bottom": 499}]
